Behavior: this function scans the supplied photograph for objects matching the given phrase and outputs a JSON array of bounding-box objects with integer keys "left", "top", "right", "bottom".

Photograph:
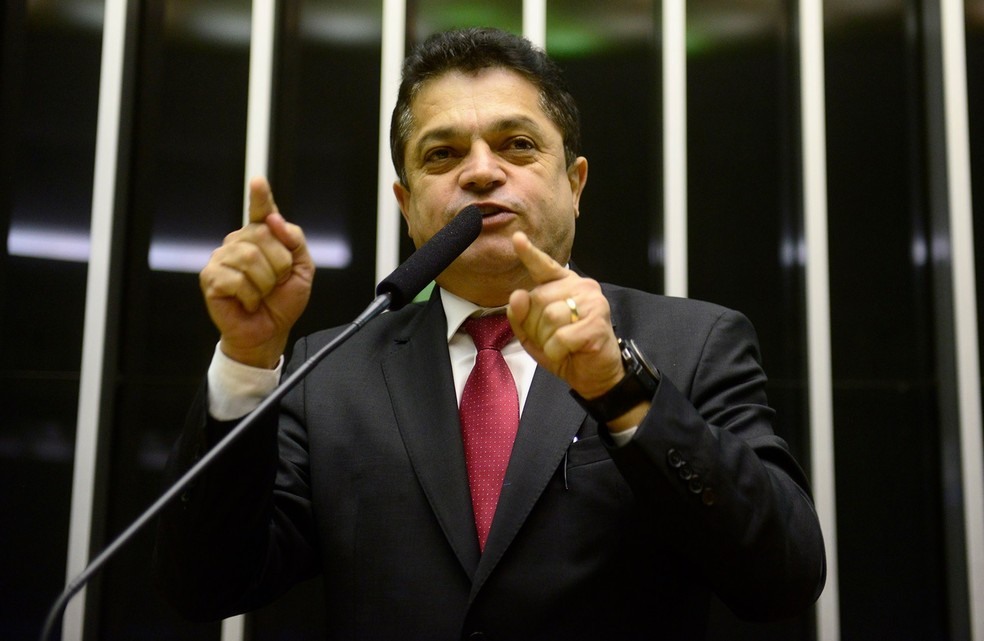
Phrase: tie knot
[{"left": 463, "top": 315, "right": 513, "bottom": 351}]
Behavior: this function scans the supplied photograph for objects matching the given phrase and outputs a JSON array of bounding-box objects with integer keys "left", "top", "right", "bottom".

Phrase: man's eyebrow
[
  {"left": 413, "top": 116, "right": 547, "bottom": 151},
  {"left": 414, "top": 126, "right": 460, "bottom": 151}
]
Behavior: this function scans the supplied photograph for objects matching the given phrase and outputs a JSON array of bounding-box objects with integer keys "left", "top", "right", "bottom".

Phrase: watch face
[{"left": 625, "top": 339, "right": 661, "bottom": 385}]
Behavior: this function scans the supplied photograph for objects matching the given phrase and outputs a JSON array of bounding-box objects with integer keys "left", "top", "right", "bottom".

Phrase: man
[{"left": 155, "top": 27, "right": 825, "bottom": 640}]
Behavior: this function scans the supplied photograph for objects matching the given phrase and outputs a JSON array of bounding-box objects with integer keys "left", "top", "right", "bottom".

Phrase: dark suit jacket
[{"left": 155, "top": 283, "right": 825, "bottom": 640}]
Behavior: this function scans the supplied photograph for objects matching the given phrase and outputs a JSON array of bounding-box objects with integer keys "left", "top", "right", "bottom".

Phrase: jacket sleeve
[
  {"left": 153, "top": 340, "right": 319, "bottom": 622},
  {"left": 604, "top": 307, "right": 826, "bottom": 621}
]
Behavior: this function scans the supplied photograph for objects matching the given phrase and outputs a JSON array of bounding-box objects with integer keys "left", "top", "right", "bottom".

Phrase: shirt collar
[
  {"left": 438, "top": 261, "right": 572, "bottom": 343},
  {"left": 440, "top": 289, "right": 507, "bottom": 343}
]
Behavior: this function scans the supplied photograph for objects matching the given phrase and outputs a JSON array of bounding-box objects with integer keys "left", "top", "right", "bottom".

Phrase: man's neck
[{"left": 436, "top": 272, "right": 533, "bottom": 308}]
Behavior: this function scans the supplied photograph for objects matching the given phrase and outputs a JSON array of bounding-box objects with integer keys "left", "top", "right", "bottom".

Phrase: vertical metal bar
[
  {"left": 798, "top": 0, "right": 839, "bottom": 639},
  {"left": 523, "top": 0, "right": 547, "bottom": 49},
  {"left": 940, "top": 0, "right": 984, "bottom": 637},
  {"left": 222, "top": 1, "right": 278, "bottom": 639},
  {"left": 662, "top": 0, "right": 687, "bottom": 297},
  {"left": 242, "top": 0, "right": 277, "bottom": 214},
  {"left": 221, "top": 614, "right": 246, "bottom": 641},
  {"left": 375, "top": 0, "right": 406, "bottom": 283},
  {"left": 63, "top": 0, "right": 130, "bottom": 639}
]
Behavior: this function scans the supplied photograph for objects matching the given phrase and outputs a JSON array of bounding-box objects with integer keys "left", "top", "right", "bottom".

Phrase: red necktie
[{"left": 459, "top": 315, "right": 519, "bottom": 551}]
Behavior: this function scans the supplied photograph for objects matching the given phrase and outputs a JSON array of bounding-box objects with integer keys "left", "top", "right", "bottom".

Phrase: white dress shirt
[{"left": 206, "top": 288, "right": 635, "bottom": 445}]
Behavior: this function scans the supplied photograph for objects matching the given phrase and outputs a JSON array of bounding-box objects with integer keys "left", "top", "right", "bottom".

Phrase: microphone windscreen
[{"left": 376, "top": 205, "right": 483, "bottom": 310}]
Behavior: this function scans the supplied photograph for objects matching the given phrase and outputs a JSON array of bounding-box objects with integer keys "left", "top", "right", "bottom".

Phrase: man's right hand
[{"left": 199, "top": 176, "right": 314, "bottom": 369}]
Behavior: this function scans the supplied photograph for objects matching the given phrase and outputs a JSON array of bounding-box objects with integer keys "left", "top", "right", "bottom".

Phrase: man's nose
[{"left": 459, "top": 143, "right": 506, "bottom": 191}]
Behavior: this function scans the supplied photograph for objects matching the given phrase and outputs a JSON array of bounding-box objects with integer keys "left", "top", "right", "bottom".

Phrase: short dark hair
[{"left": 390, "top": 27, "right": 581, "bottom": 186}]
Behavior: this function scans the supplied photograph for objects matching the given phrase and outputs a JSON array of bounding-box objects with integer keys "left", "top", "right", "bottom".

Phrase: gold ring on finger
[{"left": 566, "top": 297, "right": 580, "bottom": 324}]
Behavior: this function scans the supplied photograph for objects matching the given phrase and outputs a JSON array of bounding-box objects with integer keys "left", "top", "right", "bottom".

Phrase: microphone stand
[{"left": 39, "top": 292, "right": 394, "bottom": 641}]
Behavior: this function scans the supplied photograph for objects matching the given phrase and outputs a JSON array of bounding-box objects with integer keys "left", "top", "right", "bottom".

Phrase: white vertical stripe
[
  {"left": 375, "top": 0, "right": 406, "bottom": 283},
  {"left": 221, "top": 612, "right": 246, "bottom": 641},
  {"left": 941, "top": 0, "right": 984, "bottom": 638},
  {"left": 63, "top": 0, "right": 129, "bottom": 639},
  {"left": 522, "top": 0, "right": 547, "bottom": 49},
  {"left": 221, "top": 2, "right": 278, "bottom": 639},
  {"left": 798, "top": 1, "right": 840, "bottom": 639},
  {"left": 662, "top": 0, "right": 687, "bottom": 297},
  {"left": 242, "top": 0, "right": 277, "bottom": 221}
]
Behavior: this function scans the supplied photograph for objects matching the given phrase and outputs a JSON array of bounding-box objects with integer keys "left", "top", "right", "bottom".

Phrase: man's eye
[
  {"left": 424, "top": 148, "right": 452, "bottom": 162},
  {"left": 508, "top": 138, "right": 535, "bottom": 151}
]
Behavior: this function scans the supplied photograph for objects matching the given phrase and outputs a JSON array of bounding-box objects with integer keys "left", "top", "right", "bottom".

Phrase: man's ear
[
  {"left": 568, "top": 156, "right": 588, "bottom": 218},
  {"left": 393, "top": 181, "right": 412, "bottom": 229}
]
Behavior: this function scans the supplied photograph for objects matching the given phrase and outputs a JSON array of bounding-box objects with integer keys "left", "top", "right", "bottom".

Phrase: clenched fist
[
  {"left": 199, "top": 176, "right": 314, "bottom": 369},
  {"left": 506, "top": 232, "right": 648, "bottom": 430}
]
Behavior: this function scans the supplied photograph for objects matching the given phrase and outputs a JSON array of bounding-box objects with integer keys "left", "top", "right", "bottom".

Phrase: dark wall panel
[
  {"left": 548, "top": 0, "right": 662, "bottom": 294},
  {"left": 95, "top": 1, "right": 251, "bottom": 638},
  {"left": 0, "top": 3, "right": 101, "bottom": 638},
  {"left": 687, "top": 4, "right": 812, "bottom": 640},
  {"left": 825, "top": 6, "right": 948, "bottom": 639}
]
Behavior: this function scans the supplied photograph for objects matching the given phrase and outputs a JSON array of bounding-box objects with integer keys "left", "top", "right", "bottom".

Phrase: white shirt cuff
[
  {"left": 207, "top": 343, "right": 282, "bottom": 421},
  {"left": 609, "top": 426, "right": 638, "bottom": 447}
]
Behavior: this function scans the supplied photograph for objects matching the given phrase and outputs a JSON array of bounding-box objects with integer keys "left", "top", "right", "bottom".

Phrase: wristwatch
[{"left": 570, "top": 338, "right": 661, "bottom": 423}]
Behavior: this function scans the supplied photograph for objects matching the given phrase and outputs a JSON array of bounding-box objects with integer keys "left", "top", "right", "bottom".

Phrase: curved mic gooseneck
[{"left": 39, "top": 205, "right": 483, "bottom": 641}]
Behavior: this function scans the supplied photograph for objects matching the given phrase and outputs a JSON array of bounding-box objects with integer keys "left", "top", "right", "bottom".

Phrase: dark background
[{"left": 2, "top": 0, "right": 982, "bottom": 639}]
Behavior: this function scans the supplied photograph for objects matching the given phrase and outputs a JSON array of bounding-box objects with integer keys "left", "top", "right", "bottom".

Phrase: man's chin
[
  {"left": 439, "top": 252, "right": 527, "bottom": 291},
  {"left": 458, "top": 236, "right": 520, "bottom": 266}
]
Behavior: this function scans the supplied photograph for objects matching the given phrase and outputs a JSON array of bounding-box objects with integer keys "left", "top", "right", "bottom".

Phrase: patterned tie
[{"left": 459, "top": 315, "right": 520, "bottom": 551}]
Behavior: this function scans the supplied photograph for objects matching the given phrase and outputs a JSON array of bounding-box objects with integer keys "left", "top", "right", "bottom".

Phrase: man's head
[
  {"left": 390, "top": 27, "right": 581, "bottom": 187},
  {"left": 390, "top": 28, "right": 588, "bottom": 307}
]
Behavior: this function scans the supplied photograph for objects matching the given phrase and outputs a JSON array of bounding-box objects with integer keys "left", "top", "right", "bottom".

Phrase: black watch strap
[{"left": 570, "top": 338, "right": 660, "bottom": 423}]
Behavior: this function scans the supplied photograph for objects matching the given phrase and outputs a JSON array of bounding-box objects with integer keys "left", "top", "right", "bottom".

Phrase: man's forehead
[
  {"left": 407, "top": 68, "right": 550, "bottom": 137},
  {"left": 411, "top": 67, "right": 540, "bottom": 111}
]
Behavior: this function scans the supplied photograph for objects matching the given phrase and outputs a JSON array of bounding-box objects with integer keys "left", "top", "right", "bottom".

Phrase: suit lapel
[
  {"left": 381, "top": 295, "right": 481, "bottom": 578},
  {"left": 469, "top": 366, "right": 587, "bottom": 601},
  {"left": 381, "top": 289, "right": 597, "bottom": 595},
  {"left": 466, "top": 277, "right": 615, "bottom": 599}
]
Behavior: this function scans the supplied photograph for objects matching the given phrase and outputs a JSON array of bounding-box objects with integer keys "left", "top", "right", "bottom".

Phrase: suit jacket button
[
  {"left": 688, "top": 475, "right": 703, "bottom": 494},
  {"left": 678, "top": 463, "right": 694, "bottom": 480},
  {"left": 667, "top": 448, "right": 685, "bottom": 468},
  {"left": 702, "top": 487, "right": 717, "bottom": 506},
  {"left": 467, "top": 633, "right": 486, "bottom": 640}
]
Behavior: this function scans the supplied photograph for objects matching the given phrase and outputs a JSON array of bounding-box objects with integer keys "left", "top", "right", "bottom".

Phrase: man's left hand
[
  {"left": 507, "top": 232, "right": 650, "bottom": 430},
  {"left": 506, "top": 231, "right": 626, "bottom": 401}
]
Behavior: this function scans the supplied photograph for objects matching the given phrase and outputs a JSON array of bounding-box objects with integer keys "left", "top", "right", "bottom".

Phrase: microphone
[
  {"left": 376, "top": 204, "right": 482, "bottom": 309},
  {"left": 39, "top": 205, "right": 483, "bottom": 641}
]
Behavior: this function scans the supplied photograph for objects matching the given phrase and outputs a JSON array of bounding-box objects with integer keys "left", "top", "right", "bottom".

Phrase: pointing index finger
[
  {"left": 512, "top": 231, "right": 569, "bottom": 285},
  {"left": 248, "top": 176, "right": 278, "bottom": 223}
]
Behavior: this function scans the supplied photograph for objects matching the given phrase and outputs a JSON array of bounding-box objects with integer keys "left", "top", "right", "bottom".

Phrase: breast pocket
[
  {"left": 565, "top": 434, "right": 612, "bottom": 469},
  {"left": 560, "top": 433, "right": 627, "bottom": 503}
]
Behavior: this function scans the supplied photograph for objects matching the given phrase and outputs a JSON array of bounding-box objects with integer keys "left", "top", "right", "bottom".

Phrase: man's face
[{"left": 394, "top": 67, "right": 587, "bottom": 305}]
